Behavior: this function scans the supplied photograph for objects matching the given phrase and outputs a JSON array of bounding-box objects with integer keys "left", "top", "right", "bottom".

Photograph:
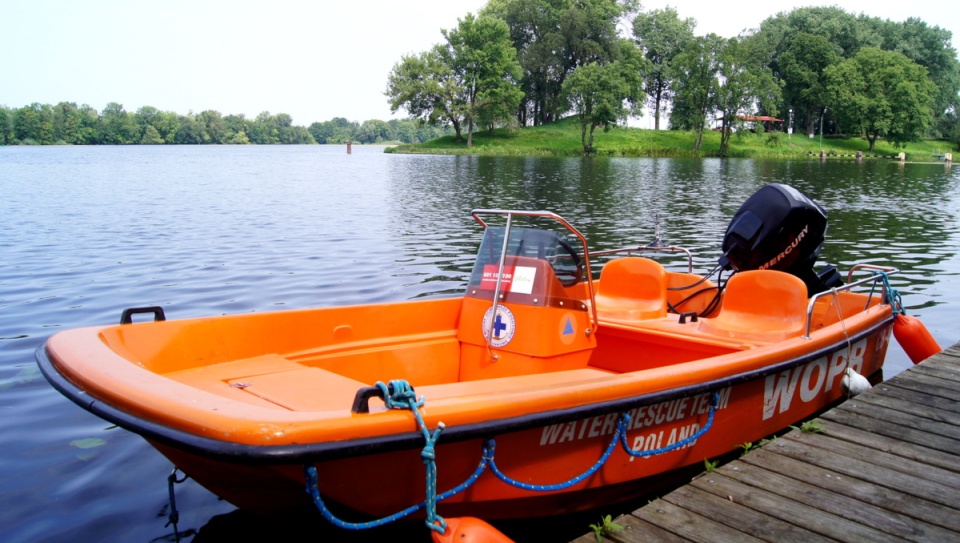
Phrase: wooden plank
[
  {"left": 768, "top": 430, "right": 960, "bottom": 509},
  {"left": 818, "top": 418, "right": 960, "bottom": 474},
  {"left": 880, "top": 371, "right": 960, "bottom": 402},
  {"left": 723, "top": 449, "right": 960, "bottom": 541},
  {"left": 785, "top": 426, "right": 960, "bottom": 491},
  {"left": 664, "top": 482, "right": 835, "bottom": 543},
  {"left": 908, "top": 361, "right": 960, "bottom": 384},
  {"left": 887, "top": 369, "right": 960, "bottom": 401},
  {"left": 740, "top": 447, "right": 960, "bottom": 533},
  {"left": 687, "top": 471, "right": 899, "bottom": 543},
  {"left": 873, "top": 380, "right": 960, "bottom": 415},
  {"left": 597, "top": 514, "right": 693, "bottom": 543},
  {"left": 850, "top": 387, "right": 960, "bottom": 426},
  {"left": 832, "top": 394, "right": 960, "bottom": 441},
  {"left": 934, "top": 344, "right": 960, "bottom": 362},
  {"left": 632, "top": 498, "right": 767, "bottom": 543},
  {"left": 820, "top": 405, "right": 960, "bottom": 457}
]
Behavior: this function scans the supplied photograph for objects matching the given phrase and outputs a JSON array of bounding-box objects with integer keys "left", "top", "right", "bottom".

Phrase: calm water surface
[{"left": 1, "top": 145, "right": 958, "bottom": 542}]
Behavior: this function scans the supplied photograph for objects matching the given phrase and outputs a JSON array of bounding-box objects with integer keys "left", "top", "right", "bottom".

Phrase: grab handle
[
  {"left": 120, "top": 306, "right": 166, "bottom": 324},
  {"left": 351, "top": 386, "right": 384, "bottom": 414}
]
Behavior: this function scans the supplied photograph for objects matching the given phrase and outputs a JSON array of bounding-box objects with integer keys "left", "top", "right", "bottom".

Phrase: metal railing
[{"left": 803, "top": 264, "right": 898, "bottom": 338}]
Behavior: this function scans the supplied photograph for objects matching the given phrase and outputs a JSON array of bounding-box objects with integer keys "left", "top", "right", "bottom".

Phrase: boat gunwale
[{"left": 35, "top": 313, "right": 893, "bottom": 465}]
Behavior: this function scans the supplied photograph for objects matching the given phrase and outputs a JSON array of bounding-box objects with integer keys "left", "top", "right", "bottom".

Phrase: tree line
[
  {"left": 0, "top": 103, "right": 451, "bottom": 146},
  {"left": 386, "top": 1, "right": 960, "bottom": 154}
]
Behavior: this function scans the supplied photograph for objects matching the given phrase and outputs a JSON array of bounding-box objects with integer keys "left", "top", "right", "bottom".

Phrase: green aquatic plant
[
  {"left": 589, "top": 514, "right": 624, "bottom": 542},
  {"left": 791, "top": 420, "right": 826, "bottom": 434}
]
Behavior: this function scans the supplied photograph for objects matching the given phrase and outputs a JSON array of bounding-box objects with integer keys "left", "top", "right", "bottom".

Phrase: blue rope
[
  {"left": 872, "top": 271, "right": 905, "bottom": 315},
  {"left": 485, "top": 423, "right": 620, "bottom": 492},
  {"left": 618, "top": 392, "right": 719, "bottom": 458},
  {"left": 487, "top": 392, "right": 720, "bottom": 491},
  {"left": 304, "top": 388, "right": 722, "bottom": 530},
  {"left": 304, "top": 379, "right": 458, "bottom": 533},
  {"left": 303, "top": 448, "right": 488, "bottom": 531}
]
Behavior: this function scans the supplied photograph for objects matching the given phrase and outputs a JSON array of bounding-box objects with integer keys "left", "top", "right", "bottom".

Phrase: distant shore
[{"left": 386, "top": 118, "right": 957, "bottom": 161}]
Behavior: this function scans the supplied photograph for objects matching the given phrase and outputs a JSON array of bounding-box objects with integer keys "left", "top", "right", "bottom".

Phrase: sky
[{"left": 2, "top": 0, "right": 957, "bottom": 126}]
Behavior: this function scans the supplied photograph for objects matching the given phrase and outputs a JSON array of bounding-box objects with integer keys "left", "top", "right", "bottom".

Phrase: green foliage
[
  {"left": 632, "top": 6, "right": 696, "bottom": 130},
  {"left": 668, "top": 34, "right": 724, "bottom": 150},
  {"left": 392, "top": 115, "right": 953, "bottom": 159},
  {"left": 760, "top": 6, "right": 958, "bottom": 142},
  {"left": 562, "top": 57, "right": 644, "bottom": 153},
  {"left": 588, "top": 514, "right": 624, "bottom": 542},
  {"left": 824, "top": 48, "right": 938, "bottom": 150},
  {"left": 791, "top": 420, "right": 826, "bottom": 434},
  {"left": 482, "top": 0, "right": 638, "bottom": 126},
  {"left": 440, "top": 13, "right": 524, "bottom": 146},
  {"left": 704, "top": 458, "right": 719, "bottom": 472},
  {"left": 0, "top": 101, "right": 443, "bottom": 146}
]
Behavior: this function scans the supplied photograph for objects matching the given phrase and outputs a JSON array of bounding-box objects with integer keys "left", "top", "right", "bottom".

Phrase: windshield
[{"left": 469, "top": 226, "right": 584, "bottom": 289}]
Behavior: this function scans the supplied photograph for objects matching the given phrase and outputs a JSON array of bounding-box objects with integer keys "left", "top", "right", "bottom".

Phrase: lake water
[{"left": 1, "top": 145, "right": 958, "bottom": 542}]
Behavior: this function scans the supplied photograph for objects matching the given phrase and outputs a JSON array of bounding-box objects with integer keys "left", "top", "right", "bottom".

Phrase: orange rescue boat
[{"left": 38, "top": 185, "right": 931, "bottom": 534}]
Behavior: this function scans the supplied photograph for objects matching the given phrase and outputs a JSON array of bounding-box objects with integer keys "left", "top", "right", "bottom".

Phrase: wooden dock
[{"left": 573, "top": 342, "right": 960, "bottom": 543}]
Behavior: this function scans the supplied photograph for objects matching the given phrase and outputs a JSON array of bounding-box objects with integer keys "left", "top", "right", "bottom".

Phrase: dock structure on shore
[{"left": 573, "top": 342, "right": 960, "bottom": 543}]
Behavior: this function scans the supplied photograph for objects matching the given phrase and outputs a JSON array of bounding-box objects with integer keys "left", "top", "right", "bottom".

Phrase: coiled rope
[{"left": 873, "top": 270, "right": 904, "bottom": 315}]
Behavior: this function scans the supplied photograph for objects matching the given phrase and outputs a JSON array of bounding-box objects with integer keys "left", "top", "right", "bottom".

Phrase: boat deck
[{"left": 572, "top": 341, "right": 960, "bottom": 542}]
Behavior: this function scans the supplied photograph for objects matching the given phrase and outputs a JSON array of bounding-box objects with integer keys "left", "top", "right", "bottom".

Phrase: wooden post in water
[
  {"left": 946, "top": 152, "right": 953, "bottom": 163},
  {"left": 346, "top": 141, "right": 352, "bottom": 154},
  {"left": 819, "top": 150, "right": 826, "bottom": 161},
  {"left": 856, "top": 151, "right": 863, "bottom": 163},
  {"left": 898, "top": 152, "right": 906, "bottom": 162}
]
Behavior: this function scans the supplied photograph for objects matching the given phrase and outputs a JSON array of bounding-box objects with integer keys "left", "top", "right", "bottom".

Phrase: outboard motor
[{"left": 719, "top": 184, "right": 841, "bottom": 295}]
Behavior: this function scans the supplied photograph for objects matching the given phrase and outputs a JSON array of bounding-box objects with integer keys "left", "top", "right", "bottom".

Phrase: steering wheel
[{"left": 553, "top": 238, "right": 584, "bottom": 287}]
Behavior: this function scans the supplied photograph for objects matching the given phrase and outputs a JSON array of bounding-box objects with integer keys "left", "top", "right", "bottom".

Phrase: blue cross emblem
[
  {"left": 483, "top": 305, "right": 516, "bottom": 347},
  {"left": 493, "top": 314, "right": 508, "bottom": 338}
]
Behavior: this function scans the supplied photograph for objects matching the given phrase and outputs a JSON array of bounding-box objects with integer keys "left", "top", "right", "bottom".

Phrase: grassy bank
[{"left": 386, "top": 117, "right": 955, "bottom": 161}]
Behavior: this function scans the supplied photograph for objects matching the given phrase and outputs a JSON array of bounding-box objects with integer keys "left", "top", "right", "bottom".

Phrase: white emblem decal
[{"left": 482, "top": 305, "right": 516, "bottom": 348}]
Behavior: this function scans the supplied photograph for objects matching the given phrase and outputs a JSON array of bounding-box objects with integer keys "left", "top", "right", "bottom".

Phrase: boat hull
[{"left": 44, "top": 319, "right": 890, "bottom": 518}]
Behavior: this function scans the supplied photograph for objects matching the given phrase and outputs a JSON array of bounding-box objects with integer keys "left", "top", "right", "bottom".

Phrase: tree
[
  {"left": 357, "top": 119, "right": 391, "bottom": 143},
  {"left": 562, "top": 54, "right": 644, "bottom": 154},
  {"left": 824, "top": 48, "right": 937, "bottom": 150},
  {"left": 438, "top": 13, "right": 523, "bottom": 146},
  {"left": 14, "top": 103, "right": 55, "bottom": 144},
  {"left": 248, "top": 111, "right": 279, "bottom": 144},
  {"left": 0, "top": 106, "right": 13, "bottom": 144},
  {"left": 99, "top": 102, "right": 140, "bottom": 144},
  {"left": 197, "top": 110, "right": 227, "bottom": 143},
  {"left": 140, "top": 125, "right": 164, "bottom": 144},
  {"left": 669, "top": 34, "right": 723, "bottom": 151},
  {"left": 776, "top": 33, "right": 841, "bottom": 136},
  {"left": 173, "top": 113, "right": 207, "bottom": 144},
  {"left": 387, "top": 14, "right": 523, "bottom": 146},
  {"left": 941, "top": 107, "right": 960, "bottom": 150},
  {"left": 632, "top": 7, "right": 695, "bottom": 129},
  {"left": 483, "top": 0, "right": 638, "bottom": 125},
  {"left": 712, "top": 35, "right": 781, "bottom": 156},
  {"left": 52, "top": 102, "right": 89, "bottom": 144},
  {"left": 133, "top": 106, "right": 179, "bottom": 143},
  {"left": 874, "top": 18, "right": 960, "bottom": 136},
  {"left": 386, "top": 49, "right": 465, "bottom": 141},
  {"left": 308, "top": 117, "right": 358, "bottom": 143}
]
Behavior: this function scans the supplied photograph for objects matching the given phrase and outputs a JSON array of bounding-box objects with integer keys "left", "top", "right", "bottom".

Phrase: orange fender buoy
[
  {"left": 431, "top": 517, "right": 514, "bottom": 543},
  {"left": 893, "top": 314, "right": 941, "bottom": 364}
]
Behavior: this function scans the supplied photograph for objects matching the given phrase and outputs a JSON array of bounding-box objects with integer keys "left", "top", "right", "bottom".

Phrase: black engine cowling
[{"left": 719, "top": 184, "right": 840, "bottom": 295}]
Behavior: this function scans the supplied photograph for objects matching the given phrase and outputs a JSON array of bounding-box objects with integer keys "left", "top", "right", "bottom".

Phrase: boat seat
[
  {"left": 697, "top": 270, "right": 808, "bottom": 343},
  {"left": 596, "top": 257, "right": 668, "bottom": 322}
]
